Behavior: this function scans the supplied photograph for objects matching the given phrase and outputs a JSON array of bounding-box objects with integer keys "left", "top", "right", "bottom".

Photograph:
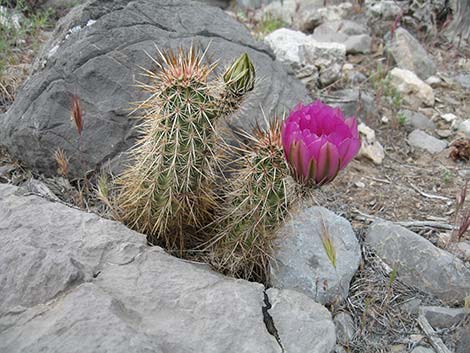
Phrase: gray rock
[
  {"left": 348, "top": 71, "right": 367, "bottom": 85},
  {"left": 399, "top": 109, "right": 436, "bottom": 131},
  {"left": 267, "top": 288, "right": 337, "bottom": 353},
  {"left": 312, "top": 23, "right": 371, "bottom": 54},
  {"left": 0, "top": 0, "right": 309, "bottom": 178},
  {"left": 270, "top": 206, "right": 361, "bottom": 305},
  {"left": 0, "top": 164, "right": 15, "bottom": 178},
  {"left": 389, "top": 68, "right": 435, "bottom": 107},
  {"left": 441, "top": 112, "right": 458, "bottom": 123},
  {"left": 357, "top": 122, "right": 385, "bottom": 165},
  {"left": 0, "top": 183, "right": 336, "bottom": 353},
  {"left": 297, "top": 2, "right": 353, "bottom": 32},
  {"left": 322, "top": 88, "right": 375, "bottom": 119},
  {"left": 419, "top": 306, "right": 469, "bottom": 329},
  {"left": 264, "top": 28, "right": 320, "bottom": 89},
  {"left": 265, "top": 28, "right": 345, "bottom": 87},
  {"left": 455, "top": 74, "right": 470, "bottom": 90},
  {"left": 265, "top": 28, "right": 309, "bottom": 69},
  {"left": 335, "top": 345, "right": 347, "bottom": 353},
  {"left": 311, "top": 25, "right": 349, "bottom": 45},
  {"left": 458, "top": 120, "right": 470, "bottom": 137},
  {"left": 408, "top": 129, "right": 447, "bottom": 154},
  {"left": 334, "top": 312, "right": 355, "bottom": 345},
  {"left": 0, "top": 183, "right": 147, "bottom": 314},
  {"left": 301, "top": 40, "right": 346, "bottom": 86},
  {"left": 456, "top": 325, "right": 470, "bottom": 353},
  {"left": 385, "top": 27, "right": 437, "bottom": 80},
  {"left": 318, "top": 20, "right": 369, "bottom": 36},
  {"left": 425, "top": 75, "right": 442, "bottom": 87},
  {"left": 366, "top": 221, "right": 470, "bottom": 304},
  {"left": 449, "top": 241, "right": 470, "bottom": 261},
  {"left": 344, "top": 34, "right": 371, "bottom": 54},
  {"left": 260, "top": 0, "right": 324, "bottom": 26},
  {"left": 365, "top": 0, "right": 402, "bottom": 20}
]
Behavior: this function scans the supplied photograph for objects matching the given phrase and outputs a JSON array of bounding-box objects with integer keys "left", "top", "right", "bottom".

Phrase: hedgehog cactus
[
  {"left": 209, "top": 101, "right": 360, "bottom": 282},
  {"left": 209, "top": 119, "right": 299, "bottom": 282},
  {"left": 115, "top": 46, "right": 255, "bottom": 251}
]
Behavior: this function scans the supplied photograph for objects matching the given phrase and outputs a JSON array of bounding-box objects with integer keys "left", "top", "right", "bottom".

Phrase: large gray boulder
[
  {"left": 0, "top": 184, "right": 335, "bottom": 353},
  {"left": 270, "top": 206, "right": 361, "bottom": 305},
  {"left": 385, "top": 27, "right": 437, "bottom": 80},
  {"left": 366, "top": 221, "right": 470, "bottom": 305},
  {"left": 0, "top": 0, "right": 309, "bottom": 178}
]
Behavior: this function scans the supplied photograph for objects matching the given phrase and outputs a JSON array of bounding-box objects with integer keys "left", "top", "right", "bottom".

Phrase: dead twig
[
  {"left": 352, "top": 209, "right": 453, "bottom": 230},
  {"left": 409, "top": 183, "right": 451, "bottom": 201},
  {"left": 417, "top": 314, "right": 452, "bottom": 353}
]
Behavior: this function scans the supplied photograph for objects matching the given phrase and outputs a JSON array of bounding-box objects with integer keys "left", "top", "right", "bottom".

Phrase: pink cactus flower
[{"left": 281, "top": 100, "right": 361, "bottom": 186}]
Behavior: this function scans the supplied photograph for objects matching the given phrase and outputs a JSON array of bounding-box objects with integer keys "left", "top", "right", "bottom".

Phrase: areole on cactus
[{"left": 281, "top": 100, "right": 361, "bottom": 186}]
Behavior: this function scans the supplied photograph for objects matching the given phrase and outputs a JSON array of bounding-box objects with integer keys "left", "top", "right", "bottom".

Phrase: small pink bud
[{"left": 281, "top": 100, "right": 361, "bottom": 186}]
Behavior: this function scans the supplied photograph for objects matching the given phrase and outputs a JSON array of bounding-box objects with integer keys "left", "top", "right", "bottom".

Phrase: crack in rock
[{"left": 262, "top": 290, "right": 284, "bottom": 352}]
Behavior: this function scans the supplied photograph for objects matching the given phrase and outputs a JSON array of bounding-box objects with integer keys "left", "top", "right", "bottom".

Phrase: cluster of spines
[
  {"left": 115, "top": 46, "right": 255, "bottom": 252},
  {"left": 208, "top": 119, "right": 299, "bottom": 283}
]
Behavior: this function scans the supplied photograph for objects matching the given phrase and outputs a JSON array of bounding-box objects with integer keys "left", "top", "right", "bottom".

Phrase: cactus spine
[
  {"left": 208, "top": 119, "right": 299, "bottom": 283},
  {"left": 115, "top": 46, "right": 255, "bottom": 252}
]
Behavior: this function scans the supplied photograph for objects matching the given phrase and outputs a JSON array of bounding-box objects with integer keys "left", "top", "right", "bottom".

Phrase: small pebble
[
  {"left": 425, "top": 75, "right": 442, "bottom": 87},
  {"left": 441, "top": 113, "right": 457, "bottom": 122},
  {"left": 355, "top": 181, "right": 365, "bottom": 188},
  {"left": 436, "top": 129, "right": 452, "bottom": 138}
]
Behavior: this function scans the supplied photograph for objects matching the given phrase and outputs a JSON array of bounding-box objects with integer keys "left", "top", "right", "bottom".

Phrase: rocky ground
[{"left": 0, "top": 1, "right": 470, "bottom": 353}]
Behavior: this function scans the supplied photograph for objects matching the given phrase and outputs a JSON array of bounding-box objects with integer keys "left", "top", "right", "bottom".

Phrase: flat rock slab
[
  {"left": 408, "top": 129, "right": 447, "bottom": 154},
  {"left": 399, "top": 109, "right": 436, "bottom": 131},
  {"left": 0, "top": 184, "right": 335, "bottom": 353},
  {"left": 270, "top": 206, "right": 361, "bottom": 305},
  {"left": 0, "top": 0, "right": 308, "bottom": 178},
  {"left": 366, "top": 221, "right": 470, "bottom": 305}
]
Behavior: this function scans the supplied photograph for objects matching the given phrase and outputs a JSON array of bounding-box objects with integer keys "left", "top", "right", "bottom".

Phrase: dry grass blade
[
  {"left": 70, "top": 95, "right": 83, "bottom": 136},
  {"left": 320, "top": 217, "right": 337, "bottom": 269},
  {"left": 53, "top": 148, "right": 69, "bottom": 177}
]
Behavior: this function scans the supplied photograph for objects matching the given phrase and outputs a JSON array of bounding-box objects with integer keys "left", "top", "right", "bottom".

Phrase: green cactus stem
[
  {"left": 115, "top": 47, "right": 255, "bottom": 252},
  {"left": 207, "top": 119, "right": 299, "bottom": 283}
]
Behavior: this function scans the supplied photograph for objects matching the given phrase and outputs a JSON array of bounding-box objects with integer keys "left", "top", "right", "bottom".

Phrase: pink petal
[
  {"left": 282, "top": 121, "right": 299, "bottom": 157},
  {"left": 287, "top": 140, "right": 308, "bottom": 182},
  {"left": 338, "top": 138, "right": 351, "bottom": 168},
  {"left": 344, "top": 117, "right": 359, "bottom": 138},
  {"left": 315, "top": 141, "right": 340, "bottom": 185},
  {"left": 327, "top": 124, "right": 353, "bottom": 146},
  {"left": 307, "top": 137, "right": 323, "bottom": 162},
  {"left": 341, "top": 137, "right": 361, "bottom": 168}
]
